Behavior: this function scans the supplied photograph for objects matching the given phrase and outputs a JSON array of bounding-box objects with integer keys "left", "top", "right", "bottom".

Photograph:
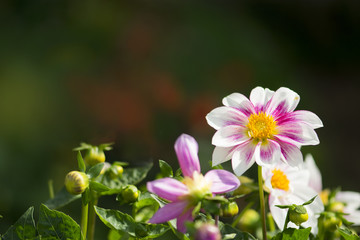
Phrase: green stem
[
  {"left": 87, "top": 195, "right": 98, "bottom": 240},
  {"left": 81, "top": 201, "right": 89, "bottom": 240},
  {"left": 258, "top": 165, "right": 267, "bottom": 240},
  {"left": 267, "top": 213, "right": 276, "bottom": 232},
  {"left": 48, "top": 180, "right": 54, "bottom": 199},
  {"left": 231, "top": 201, "right": 254, "bottom": 228}
]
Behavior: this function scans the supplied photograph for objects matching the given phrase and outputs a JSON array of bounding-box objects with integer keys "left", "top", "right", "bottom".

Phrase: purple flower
[
  {"left": 206, "top": 87, "right": 323, "bottom": 176},
  {"left": 194, "top": 223, "right": 221, "bottom": 240},
  {"left": 147, "top": 134, "right": 240, "bottom": 233}
]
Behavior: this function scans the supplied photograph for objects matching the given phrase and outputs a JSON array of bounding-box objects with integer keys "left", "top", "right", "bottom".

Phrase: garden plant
[{"left": 1, "top": 87, "right": 359, "bottom": 240}]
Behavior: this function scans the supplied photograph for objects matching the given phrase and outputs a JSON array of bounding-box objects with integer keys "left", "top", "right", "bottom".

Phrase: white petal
[
  {"left": 277, "top": 121, "right": 320, "bottom": 146},
  {"left": 275, "top": 137, "right": 303, "bottom": 167},
  {"left": 206, "top": 106, "right": 248, "bottom": 130},
  {"left": 269, "top": 194, "right": 288, "bottom": 231},
  {"left": 277, "top": 110, "right": 323, "bottom": 129},
  {"left": 303, "top": 154, "right": 323, "bottom": 193},
  {"left": 212, "top": 125, "right": 249, "bottom": 147},
  {"left": 231, "top": 140, "right": 257, "bottom": 176},
  {"left": 266, "top": 87, "right": 300, "bottom": 117},
  {"left": 336, "top": 191, "right": 360, "bottom": 211},
  {"left": 250, "top": 87, "right": 274, "bottom": 113},
  {"left": 212, "top": 146, "right": 238, "bottom": 166},
  {"left": 344, "top": 210, "right": 360, "bottom": 226},
  {"left": 222, "top": 92, "right": 255, "bottom": 116},
  {"left": 255, "top": 140, "right": 281, "bottom": 166}
]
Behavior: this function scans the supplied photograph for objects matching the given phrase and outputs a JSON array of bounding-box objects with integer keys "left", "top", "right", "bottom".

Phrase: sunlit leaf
[
  {"left": 2, "top": 207, "right": 36, "bottom": 240},
  {"left": 44, "top": 187, "right": 81, "bottom": 209}
]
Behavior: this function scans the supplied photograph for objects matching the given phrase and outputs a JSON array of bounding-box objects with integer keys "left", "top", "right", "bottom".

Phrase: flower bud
[
  {"left": 65, "top": 171, "right": 89, "bottom": 195},
  {"left": 328, "top": 201, "right": 344, "bottom": 213},
  {"left": 322, "top": 213, "right": 342, "bottom": 231},
  {"left": 121, "top": 185, "right": 139, "bottom": 203},
  {"left": 84, "top": 147, "right": 105, "bottom": 166},
  {"left": 289, "top": 205, "right": 308, "bottom": 226},
  {"left": 194, "top": 223, "right": 221, "bottom": 240},
  {"left": 220, "top": 201, "right": 239, "bottom": 218},
  {"left": 237, "top": 209, "right": 260, "bottom": 232},
  {"left": 110, "top": 165, "right": 124, "bottom": 179}
]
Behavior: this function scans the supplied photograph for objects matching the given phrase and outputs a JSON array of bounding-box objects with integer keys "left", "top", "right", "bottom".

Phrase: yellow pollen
[
  {"left": 271, "top": 169, "right": 290, "bottom": 191},
  {"left": 247, "top": 112, "right": 277, "bottom": 141},
  {"left": 181, "top": 171, "right": 212, "bottom": 202}
]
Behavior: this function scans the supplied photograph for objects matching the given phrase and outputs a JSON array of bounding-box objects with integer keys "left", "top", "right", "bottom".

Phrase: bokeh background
[{"left": 1, "top": 0, "right": 360, "bottom": 237}]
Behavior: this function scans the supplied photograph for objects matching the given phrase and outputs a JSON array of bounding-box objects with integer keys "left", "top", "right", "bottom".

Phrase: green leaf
[
  {"left": 95, "top": 206, "right": 170, "bottom": 239},
  {"left": 100, "top": 162, "right": 153, "bottom": 195},
  {"left": 108, "top": 229, "right": 131, "bottom": 240},
  {"left": 2, "top": 207, "right": 36, "bottom": 240},
  {"left": 73, "top": 142, "right": 93, "bottom": 151},
  {"left": 99, "top": 143, "right": 114, "bottom": 151},
  {"left": 77, "top": 151, "right": 86, "bottom": 172},
  {"left": 159, "top": 160, "right": 173, "bottom": 177},
  {"left": 90, "top": 181, "right": 110, "bottom": 193},
  {"left": 132, "top": 192, "right": 159, "bottom": 222},
  {"left": 220, "top": 224, "right": 256, "bottom": 240},
  {"left": 272, "top": 227, "right": 311, "bottom": 240},
  {"left": 87, "top": 163, "right": 105, "bottom": 179},
  {"left": 82, "top": 188, "right": 91, "bottom": 206},
  {"left": 44, "top": 187, "right": 81, "bottom": 209},
  {"left": 38, "top": 204, "right": 82, "bottom": 239},
  {"left": 337, "top": 226, "right": 360, "bottom": 240},
  {"left": 302, "top": 196, "right": 317, "bottom": 206}
]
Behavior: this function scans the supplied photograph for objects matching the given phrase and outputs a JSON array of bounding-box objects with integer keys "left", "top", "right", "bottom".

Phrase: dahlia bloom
[
  {"left": 206, "top": 87, "right": 322, "bottom": 176},
  {"left": 262, "top": 161, "right": 324, "bottom": 234},
  {"left": 304, "top": 154, "right": 360, "bottom": 225},
  {"left": 147, "top": 134, "right": 240, "bottom": 233}
]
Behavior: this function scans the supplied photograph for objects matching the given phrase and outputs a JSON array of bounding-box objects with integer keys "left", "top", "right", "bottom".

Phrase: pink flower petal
[
  {"left": 222, "top": 92, "right": 255, "bottom": 117},
  {"left": 176, "top": 208, "right": 194, "bottom": 233},
  {"left": 250, "top": 87, "right": 274, "bottom": 113},
  {"left": 304, "top": 154, "right": 323, "bottom": 193},
  {"left": 175, "top": 134, "right": 201, "bottom": 177},
  {"left": 336, "top": 191, "right": 360, "bottom": 211},
  {"left": 147, "top": 178, "right": 189, "bottom": 202},
  {"left": 149, "top": 200, "right": 189, "bottom": 224},
  {"left": 205, "top": 169, "right": 240, "bottom": 194},
  {"left": 206, "top": 106, "right": 248, "bottom": 130},
  {"left": 231, "top": 140, "right": 257, "bottom": 176},
  {"left": 212, "top": 125, "right": 249, "bottom": 147},
  {"left": 275, "top": 137, "right": 303, "bottom": 167},
  {"left": 255, "top": 140, "right": 281, "bottom": 166},
  {"left": 265, "top": 87, "right": 300, "bottom": 117},
  {"left": 277, "top": 121, "right": 320, "bottom": 146},
  {"left": 277, "top": 110, "right": 323, "bottom": 129},
  {"left": 212, "top": 146, "right": 239, "bottom": 166}
]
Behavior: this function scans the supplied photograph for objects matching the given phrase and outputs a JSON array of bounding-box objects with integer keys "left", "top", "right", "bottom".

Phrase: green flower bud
[
  {"left": 110, "top": 165, "right": 124, "bottom": 179},
  {"left": 328, "top": 201, "right": 345, "bottom": 213},
  {"left": 289, "top": 205, "right": 308, "bottom": 226},
  {"left": 238, "top": 209, "right": 260, "bottom": 232},
  {"left": 65, "top": 171, "right": 89, "bottom": 195},
  {"left": 121, "top": 185, "right": 139, "bottom": 203},
  {"left": 322, "top": 213, "right": 342, "bottom": 231},
  {"left": 220, "top": 201, "right": 239, "bottom": 218},
  {"left": 84, "top": 147, "right": 105, "bottom": 166}
]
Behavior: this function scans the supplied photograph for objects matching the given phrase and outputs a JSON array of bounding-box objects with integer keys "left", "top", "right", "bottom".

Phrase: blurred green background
[{"left": 1, "top": 0, "right": 360, "bottom": 237}]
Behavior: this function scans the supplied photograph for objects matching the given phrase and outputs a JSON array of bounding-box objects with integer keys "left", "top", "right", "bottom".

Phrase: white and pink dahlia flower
[
  {"left": 147, "top": 134, "right": 240, "bottom": 233},
  {"left": 206, "top": 87, "right": 323, "bottom": 176}
]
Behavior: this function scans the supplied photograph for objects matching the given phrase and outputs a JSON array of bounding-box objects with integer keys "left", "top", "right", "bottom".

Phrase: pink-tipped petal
[
  {"left": 250, "top": 87, "right": 274, "bottom": 113},
  {"left": 255, "top": 140, "right": 281, "bottom": 166},
  {"left": 275, "top": 137, "right": 303, "bottom": 167},
  {"left": 231, "top": 140, "right": 257, "bottom": 176},
  {"left": 304, "top": 154, "right": 323, "bottom": 193},
  {"left": 222, "top": 93, "right": 255, "bottom": 117},
  {"left": 206, "top": 106, "right": 248, "bottom": 130},
  {"left": 212, "top": 146, "right": 238, "bottom": 166},
  {"left": 176, "top": 208, "right": 194, "bottom": 233},
  {"left": 336, "top": 191, "right": 360, "bottom": 210},
  {"left": 266, "top": 87, "right": 300, "bottom": 117},
  {"left": 205, "top": 169, "right": 240, "bottom": 194},
  {"left": 277, "top": 110, "right": 323, "bottom": 129},
  {"left": 147, "top": 178, "right": 189, "bottom": 202},
  {"left": 175, "top": 134, "right": 201, "bottom": 177},
  {"left": 344, "top": 211, "right": 360, "bottom": 226},
  {"left": 149, "top": 201, "right": 189, "bottom": 224},
  {"left": 277, "top": 121, "right": 320, "bottom": 146},
  {"left": 212, "top": 125, "right": 249, "bottom": 147}
]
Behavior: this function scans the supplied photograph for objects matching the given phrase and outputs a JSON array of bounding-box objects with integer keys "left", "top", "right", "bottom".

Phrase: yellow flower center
[
  {"left": 181, "top": 171, "right": 212, "bottom": 202},
  {"left": 271, "top": 169, "right": 290, "bottom": 191},
  {"left": 247, "top": 112, "right": 277, "bottom": 141}
]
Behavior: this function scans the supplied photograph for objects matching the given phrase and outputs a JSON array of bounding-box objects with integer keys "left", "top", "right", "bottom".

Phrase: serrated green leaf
[
  {"left": 38, "top": 204, "right": 82, "bottom": 239},
  {"left": 100, "top": 162, "right": 153, "bottom": 196},
  {"left": 87, "top": 163, "right": 105, "bottom": 179},
  {"left": 77, "top": 151, "right": 86, "bottom": 172},
  {"left": 220, "top": 224, "right": 256, "bottom": 240},
  {"left": 2, "top": 207, "right": 36, "bottom": 240},
  {"left": 337, "top": 226, "right": 360, "bottom": 240},
  {"left": 90, "top": 181, "right": 110, "bottom": 193},
  {"left": 159, "top": 160, "right": 173, "bottom": 177},
  {"left": 44, "top": 187, "right": 81, "bottom": 209},
  {"left": 272, "top": 227, "right": 311, "bottom": 240},
  {"left": 133, "top": 192, "right": 159, "bottom": 222},
  {"left": 95, "top": 206, "right": 169, "bottom": 239}
]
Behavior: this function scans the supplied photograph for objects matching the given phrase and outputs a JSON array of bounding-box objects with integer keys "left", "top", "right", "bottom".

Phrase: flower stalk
[
  {"left": 81, "top": 200, "right": 89, "bottom": 240},
  {"left": 258, "top": 165, "right": 267, "bottom": 240}
]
